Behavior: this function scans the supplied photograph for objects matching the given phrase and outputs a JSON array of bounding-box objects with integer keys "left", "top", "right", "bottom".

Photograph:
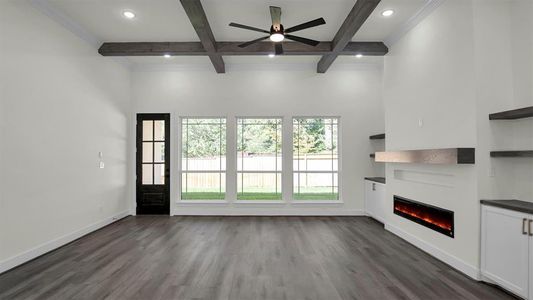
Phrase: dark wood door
[{"left": 136, "top": 114, "right": 170, "bottom": 215}]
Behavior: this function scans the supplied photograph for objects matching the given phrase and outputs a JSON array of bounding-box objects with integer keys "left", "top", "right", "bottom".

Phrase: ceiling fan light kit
[
  {"left": 229, "top": 6, "right": 326, "bottom": 55},
  {"left": 270, "top": 33, "right": 284, "bottom": 42}
]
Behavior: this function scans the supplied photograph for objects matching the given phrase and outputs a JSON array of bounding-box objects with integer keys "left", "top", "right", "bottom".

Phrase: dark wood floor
[{"left": 0, "top": 216, "right": 516, "bottom": 300}]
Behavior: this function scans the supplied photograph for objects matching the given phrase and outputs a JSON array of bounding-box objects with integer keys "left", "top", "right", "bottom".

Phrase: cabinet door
[
  {"left": 530, "top": 227, "right": 533, "bottom": 300},
  {"left": 374, "top": 183, "right": 386, "bottom": 223},
  {"left": 481, "top": 205, "right": 530, "bottom": 298},
  {"left": 364, "top": 181, "right": 375, "bottom": 217}
]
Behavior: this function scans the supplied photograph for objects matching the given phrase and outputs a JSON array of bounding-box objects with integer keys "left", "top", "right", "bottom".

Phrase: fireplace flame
[{"left": 395, "top": 206, "right": 452, "bottom": 231}]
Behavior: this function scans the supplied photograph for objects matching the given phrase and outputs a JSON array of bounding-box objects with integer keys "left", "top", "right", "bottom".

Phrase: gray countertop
[
  {"left": 364, "top": 177, "right": 386, "bottom": 184},
  {"left": 481, "top": 199, "right": 533, "bottom": 214}
]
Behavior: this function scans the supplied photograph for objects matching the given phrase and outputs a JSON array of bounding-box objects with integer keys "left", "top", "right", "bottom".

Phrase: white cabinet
[
  {"left": 364, "top": 179, "right": 386, "bottom": 223},
  {"left": 481, "top": 205, "right": 532, "bottom": 299}
]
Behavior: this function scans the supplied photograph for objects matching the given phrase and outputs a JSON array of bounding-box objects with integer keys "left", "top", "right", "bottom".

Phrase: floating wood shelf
[
  {"left": 489, "top": 106, "right": 533, "bottom": 120},
  {"left": 490, "top": 151, "right": 533, "bottom": 158},
  {"left": 369, "top": 133, "right": 385, "bottom": 140},
  {"left": 374, "top": 148, "right": 475, "bottom": 164}
]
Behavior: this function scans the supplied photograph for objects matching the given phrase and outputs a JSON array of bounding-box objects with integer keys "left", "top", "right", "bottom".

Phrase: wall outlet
[
  {"left": 99, "top": 161, "right": 105, "bottom": 169},
  {"left": 489, "top": 167, "right": 496, "bottom": 177},
  {"left": 418, "top": 118, "right": 424, "bottom": 127}
]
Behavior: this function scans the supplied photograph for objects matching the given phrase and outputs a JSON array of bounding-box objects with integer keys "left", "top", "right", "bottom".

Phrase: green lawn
[
  {"left": 181, "top": 192, "right": 225, "bottom": 200},
  {"left": 236, "top": 193, "right": 282, "bottom": 200},
  {"left": 181, "top": 187, "right": 337, "bottom": 200},
  {"left": 293, "top": 187, "right": 338, "bottom": 200},
  {"left": 293, "top": 193, "right": 338, "bottom": 200}
]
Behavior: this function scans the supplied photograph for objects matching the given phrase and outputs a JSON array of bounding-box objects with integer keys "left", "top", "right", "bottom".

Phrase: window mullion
[{"left": 219, "top": 120, "right": 222, "bottom": 195}]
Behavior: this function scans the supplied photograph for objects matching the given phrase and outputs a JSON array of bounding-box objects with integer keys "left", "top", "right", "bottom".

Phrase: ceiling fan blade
[
  {"left": 229, "top": 22, "right": 270, "bottom": 34},
  {"left": 285, "top": 34, "right": 320, "bottom": 47},
  {"left": 270, "top": 6, "right": 282, "bottom": 31},
  {"left": 275, "top": 43, "right": 283, "bottom": 55},
  {"left": 238, "top": 36, "right": 270, "bottom": 48},
  {"left": 284, "top": 18, "right": 326, "bottom": 33}
]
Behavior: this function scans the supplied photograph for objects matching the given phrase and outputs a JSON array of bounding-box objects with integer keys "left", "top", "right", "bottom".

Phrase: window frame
[
  {"left": 178, "top": 116, "right": 228, "bottom": 203},
  {"left": 291, "top": 116, "right": 342, "bottom": 203},
  {"left": 235, "top": 116, "right": 284, "bottom": 203}
]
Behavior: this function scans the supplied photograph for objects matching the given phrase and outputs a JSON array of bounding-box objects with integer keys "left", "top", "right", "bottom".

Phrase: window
[
  {"left": 181, "top": 118, "right": 226, "bottom": 200},
  {"left": 293, "top": 118, "right": 339, "bottom": 200},
  {"left": 142, "top": 120, "right": 166, "bottom": 185},
  {"left": 237, "top": 118, "right": 282, "bottom": 200}
]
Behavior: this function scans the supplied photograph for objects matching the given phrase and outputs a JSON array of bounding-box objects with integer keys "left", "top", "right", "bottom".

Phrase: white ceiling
[
  {"left": 47, "top": 0, "right": 427, "bottom": 42},
  {"left": 42, "top": 0, "right": 430, "bottom": 66}
]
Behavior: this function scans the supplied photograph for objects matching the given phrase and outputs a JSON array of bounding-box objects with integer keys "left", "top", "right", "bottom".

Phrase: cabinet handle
[
  {"left": 529, "top": 220, "right": 533, "bottom": 237},
  {"left": 523, "top": 219, "right": 528, "bottom": 235},
  {"left": 372, "top": 183, "right": 376, "bottom": 191}
]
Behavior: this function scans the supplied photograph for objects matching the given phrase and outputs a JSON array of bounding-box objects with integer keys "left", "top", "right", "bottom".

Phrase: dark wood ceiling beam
[
  {"left": 179, "top": 0, "right": 225, "bottom": 73},
  {"left": 317, "top": 0, "right": 381, "bottom": 73},
  {"left": 98, "top": 41, "right": 388, "bottom": 56}
]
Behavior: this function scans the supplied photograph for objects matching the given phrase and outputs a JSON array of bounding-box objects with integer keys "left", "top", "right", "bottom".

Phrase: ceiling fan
[{"left": 229, "top": 6, "right": 326, "bottom": 55}]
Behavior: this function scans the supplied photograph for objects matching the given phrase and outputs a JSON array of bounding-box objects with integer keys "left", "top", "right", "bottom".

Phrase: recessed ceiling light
[
  {"left": 164, "top": 54, "right": 171, "bottom": 58},
  {"left": 381, "top": 9, "right": 394, "bottom": 17},
  {"left": 268, "top": 54, "right": 275, "bottom": 58},
  {"left": 123, "top": 10, "right": 136, "bottom": 19},
  {"left": 355, "top": 54, "right": 363, "bottom": 58}
]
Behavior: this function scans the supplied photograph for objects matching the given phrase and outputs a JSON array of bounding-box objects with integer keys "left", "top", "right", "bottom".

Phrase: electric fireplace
[{"left": 393, "top": 195, "right": 454, "bottom": 238}]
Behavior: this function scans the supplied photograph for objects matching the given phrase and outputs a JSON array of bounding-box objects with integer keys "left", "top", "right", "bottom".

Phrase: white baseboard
[
  {"left": 173, "top": 208, "right": 365, "bottom": 216},
  {"left": 385, "top": 223, "right": 481, "bottom": 281},
  {"left": 0, "top": 211, "right": 130, "bottom": 274}
]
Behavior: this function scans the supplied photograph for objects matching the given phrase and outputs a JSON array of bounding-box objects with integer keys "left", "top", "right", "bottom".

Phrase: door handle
[
  {"left": 523, "top": 219, "right": 528, "bottom": 235},
  {"left": 529, "top": 220, "right": 533, "bottom": 237}
]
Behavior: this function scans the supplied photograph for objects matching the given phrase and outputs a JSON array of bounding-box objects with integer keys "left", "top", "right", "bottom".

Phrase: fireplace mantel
[{"left": 374, "top": 148, "right": 475, "bottom": 165}]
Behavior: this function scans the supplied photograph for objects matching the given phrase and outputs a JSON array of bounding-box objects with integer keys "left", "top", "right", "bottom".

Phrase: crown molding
[
  {"left": 29, "top": 0, "right": 100, "bottom": 48},
  {"left": 29, "top": 0, "right": 132, "bottom": 70},
  {"left": 383, "top": 0, "right": 447, "bottom": 47}
]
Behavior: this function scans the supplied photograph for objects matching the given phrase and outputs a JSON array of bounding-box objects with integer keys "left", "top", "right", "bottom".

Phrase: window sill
[
  {"left": 291, "top": 200, "right": 344, "bottom": 205},
  {"left": 177, "top": 200, "right": 228, "bottom": 205},
  {"left": 233, "top": 200, "right": 286, "bottom": 205},
  {"left": 175, "top": 200, "right": 343, "bottom": 205}
]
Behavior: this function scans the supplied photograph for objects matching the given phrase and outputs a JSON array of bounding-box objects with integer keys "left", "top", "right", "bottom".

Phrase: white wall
[
  {"left": 132, "top": 63, "right": 384, "bottom": 215},
  {"left": 383, "top": 0, "right": 480, "bottom": 277},
  {"left": 473, "top": 0, "right": 533, "bottom": 202},
  {"left": 0, "top": 1, "right": 131, "bottom": 271},
  {"left": 383, "top": 0, "right": 533, "bottom": 279},
  {"left": 508, "top": 0, "right": 533, "bottom": 202},
  {"left": 0, "top": 35, "right": 5, "bottom": 263}
]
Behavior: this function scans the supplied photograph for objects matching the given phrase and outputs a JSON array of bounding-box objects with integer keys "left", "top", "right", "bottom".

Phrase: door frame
[{"left": 136, "top": 113, "right": 171, "bottom": 215}]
